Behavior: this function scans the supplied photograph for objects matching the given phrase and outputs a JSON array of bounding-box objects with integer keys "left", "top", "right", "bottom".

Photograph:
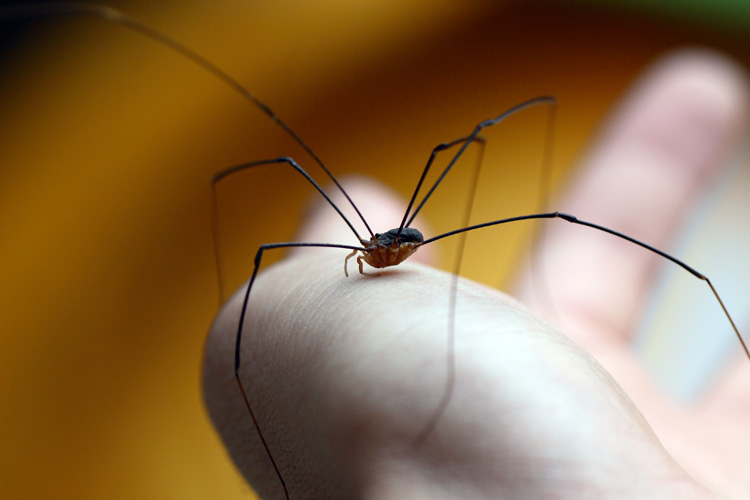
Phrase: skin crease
[{"left": 203, "top": 50, "right": 749, "bottom": 499}]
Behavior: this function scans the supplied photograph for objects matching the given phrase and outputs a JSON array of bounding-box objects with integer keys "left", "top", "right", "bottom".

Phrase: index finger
[{"left": 515, "top": 50, "right": 749, "bottom": 346}]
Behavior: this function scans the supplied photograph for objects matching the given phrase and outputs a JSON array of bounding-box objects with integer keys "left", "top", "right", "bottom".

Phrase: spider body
[{"left": 345, "top": 227, "right": 425, "bottom": 276}]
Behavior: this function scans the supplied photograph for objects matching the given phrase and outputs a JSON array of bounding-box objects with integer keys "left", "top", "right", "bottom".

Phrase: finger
[
  {"left": 289, "top": 175, "right": 437, "bottom": 266},
  {"left": 202, "top": 253, "right": 690, "bottom": 499},
  {"left": 516, "top": 50, "right": 749, "bottom": 346}
]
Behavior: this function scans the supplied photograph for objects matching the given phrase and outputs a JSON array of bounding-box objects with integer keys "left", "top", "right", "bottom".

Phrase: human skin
[{"left": 203, "top": 50, "right": 749, "bottom": 499}]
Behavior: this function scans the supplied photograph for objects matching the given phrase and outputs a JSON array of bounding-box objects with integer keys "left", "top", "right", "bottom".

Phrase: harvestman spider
[{"left": 6, "top": 4, "right": 749, "bottom": 499}]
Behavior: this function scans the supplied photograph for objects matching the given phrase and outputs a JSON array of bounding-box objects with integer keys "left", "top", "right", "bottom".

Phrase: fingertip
[
  {"left": 604, "top": 49, "right": 749, "bottom": 173},
  {"left": 647, "top": 49, "right": 749, "bottom": 114}
]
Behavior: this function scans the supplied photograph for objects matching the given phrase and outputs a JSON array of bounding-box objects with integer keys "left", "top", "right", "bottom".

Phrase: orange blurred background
[{"left": 1, "top": 1, "right": 749, "bottom": 498}]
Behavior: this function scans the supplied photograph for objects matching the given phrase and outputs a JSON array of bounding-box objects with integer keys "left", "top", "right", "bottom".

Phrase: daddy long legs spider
[{"left": 5, "top": 1, "right": 750, "bottom": 498}]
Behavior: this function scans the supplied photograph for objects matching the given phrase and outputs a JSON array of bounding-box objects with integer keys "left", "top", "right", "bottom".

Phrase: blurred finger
[{"left": 516, "top": 50, "right": 749, "bottom": 347}]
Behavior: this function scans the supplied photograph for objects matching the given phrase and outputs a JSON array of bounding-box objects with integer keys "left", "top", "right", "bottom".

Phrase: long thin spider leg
[
  {"left": 235, "top": 241, "right": 365, "bottom": 500},
  {"left": 395, "top": 135, "right": 487, "bottom": 238},
  {"left": 0, "top": 2, "right": 376, "bottom": 240},
  {"left": 423, "top": 212, "right": 750, "bottom": 362},
  {"left": 405, "top": 96, "right": 556, "bottom": 228},
  {"left": 525, "top": 93, "right": 561, "bottom": 315},
  {"left": 413, "top": 131, "right": 486, "bottom": 446},
  {"left": 212, "top": 157, "right": 363, "bottom": 302},
  {"left": 567, "top": 217, "right": 750, "bottom": 361},
  {"left": 409, "top": 102, "right": 557, "bottom": 444}
]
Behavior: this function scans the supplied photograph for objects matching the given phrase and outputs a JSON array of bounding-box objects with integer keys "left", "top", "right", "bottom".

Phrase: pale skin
[{"left": 203, "top": 50, "right": 750, "bottom": 499}]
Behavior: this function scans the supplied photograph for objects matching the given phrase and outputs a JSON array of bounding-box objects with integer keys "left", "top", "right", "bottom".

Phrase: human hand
[
  {"left": 514, "top": 49, "right": 750, "bottom": 499},
  {"left": 203, "top": 50, "right": 749, "bottom": 499}
]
